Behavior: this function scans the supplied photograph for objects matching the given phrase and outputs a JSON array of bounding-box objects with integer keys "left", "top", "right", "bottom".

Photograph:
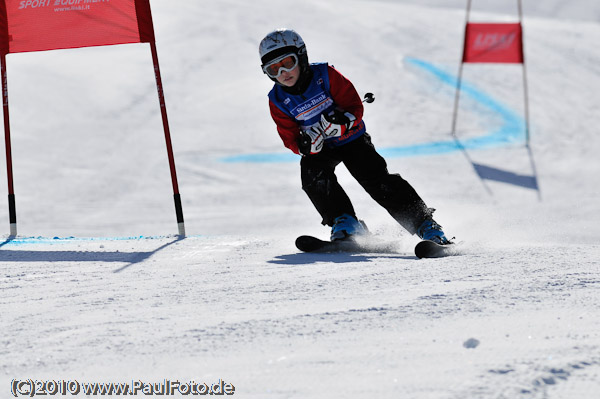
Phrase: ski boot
[
  {"left": 331, "top": 213, "right": 368, "bottom": 241},
  {"left": 417, "top": 218, "right": 451, "bottom": 245}
]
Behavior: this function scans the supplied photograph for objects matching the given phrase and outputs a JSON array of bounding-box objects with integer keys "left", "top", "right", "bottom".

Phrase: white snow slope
[{"left": 1, "top": 0, "right": 599, "bottom": 398}]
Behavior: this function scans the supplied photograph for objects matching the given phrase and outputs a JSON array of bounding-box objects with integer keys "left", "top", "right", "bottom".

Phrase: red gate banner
[
  {"left": 463, "top": 22, "right": 523, "bottom": 63},
  {"left": 0, "top": 0, "right": 185, "bottom": 236},
  {"left": 0, "top": 0, "right": 155, "bottom": 55}
]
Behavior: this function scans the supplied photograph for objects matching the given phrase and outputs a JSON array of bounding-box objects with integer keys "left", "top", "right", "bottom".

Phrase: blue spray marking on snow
[
  {"left": 220, "top": 57, "right": 525, "bottom": 163},
  {"left": 387, "top": 57, "right": 525, "bottom": 157},
  {"left": 0, "top": 234, "right": 200, "bottom": 247}
]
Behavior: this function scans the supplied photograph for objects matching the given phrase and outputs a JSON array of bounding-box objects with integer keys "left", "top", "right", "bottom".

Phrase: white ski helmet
[{"left": 259, "top": 29, "right": 309, "bottom": 81}]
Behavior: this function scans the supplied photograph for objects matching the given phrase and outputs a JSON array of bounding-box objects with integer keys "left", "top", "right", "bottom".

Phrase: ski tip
[
  {"left": 295, "top": 235, "right": 363, "bottom": 253},
  {"left": 295, "top": 235, "right": 327, "bottom": 252},
  {"left": 415, "top": 240, "right": 457, "bottom": 259}
]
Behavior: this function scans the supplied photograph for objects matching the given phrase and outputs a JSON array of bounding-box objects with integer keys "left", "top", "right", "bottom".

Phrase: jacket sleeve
[
  {"left": 327, "top": 65, "right": 364, "bottom": 123},
  {"left": 269, "top": 100, "right": 301, "bottom": 154}
]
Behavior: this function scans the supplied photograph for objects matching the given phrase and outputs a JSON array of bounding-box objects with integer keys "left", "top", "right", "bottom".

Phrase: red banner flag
[
  {"left": 0, "top": 0, "right": 155, "bottom": 55},
  {"left": 462, "top": 22, "right": 523, "bottom": 64}
]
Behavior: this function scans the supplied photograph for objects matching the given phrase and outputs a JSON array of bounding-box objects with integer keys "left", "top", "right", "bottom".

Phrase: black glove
[{"left": 298, "top": 126, "right": 324, "bottom": 156}]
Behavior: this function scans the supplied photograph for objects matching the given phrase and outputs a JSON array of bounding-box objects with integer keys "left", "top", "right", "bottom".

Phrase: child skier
[{"left": 259, "top": 28, "right": 451, "bottom": 245}]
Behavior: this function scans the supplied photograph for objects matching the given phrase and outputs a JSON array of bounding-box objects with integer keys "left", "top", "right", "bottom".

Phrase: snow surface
[{"left": 1, "top": 0, "right": 599, "bottom": 398}]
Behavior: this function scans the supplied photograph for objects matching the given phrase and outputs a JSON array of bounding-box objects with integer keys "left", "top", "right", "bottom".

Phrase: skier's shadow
[{"left": 270, "top": 252, "right": 415, "bottom": 265}]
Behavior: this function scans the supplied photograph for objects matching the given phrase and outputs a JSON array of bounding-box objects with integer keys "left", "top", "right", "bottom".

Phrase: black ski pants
[{"left": 300, "top": 133, "right": 430, "bottom": 235}]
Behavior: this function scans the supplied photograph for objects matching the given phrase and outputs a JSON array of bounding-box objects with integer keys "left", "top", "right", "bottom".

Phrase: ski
[
  {"left": 414, "top": 240, "right": 456, "bottom": 259},
  {"left": 296, "top": 235, "right": 458, "bottom": 258},
  {"left": 295, "top": 235, "right": 397, "bottom": 254}
]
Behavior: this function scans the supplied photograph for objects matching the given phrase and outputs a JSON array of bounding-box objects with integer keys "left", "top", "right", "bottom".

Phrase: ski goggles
[{"left": 262, "top": 53, "right": 299, "bottom": 78}]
